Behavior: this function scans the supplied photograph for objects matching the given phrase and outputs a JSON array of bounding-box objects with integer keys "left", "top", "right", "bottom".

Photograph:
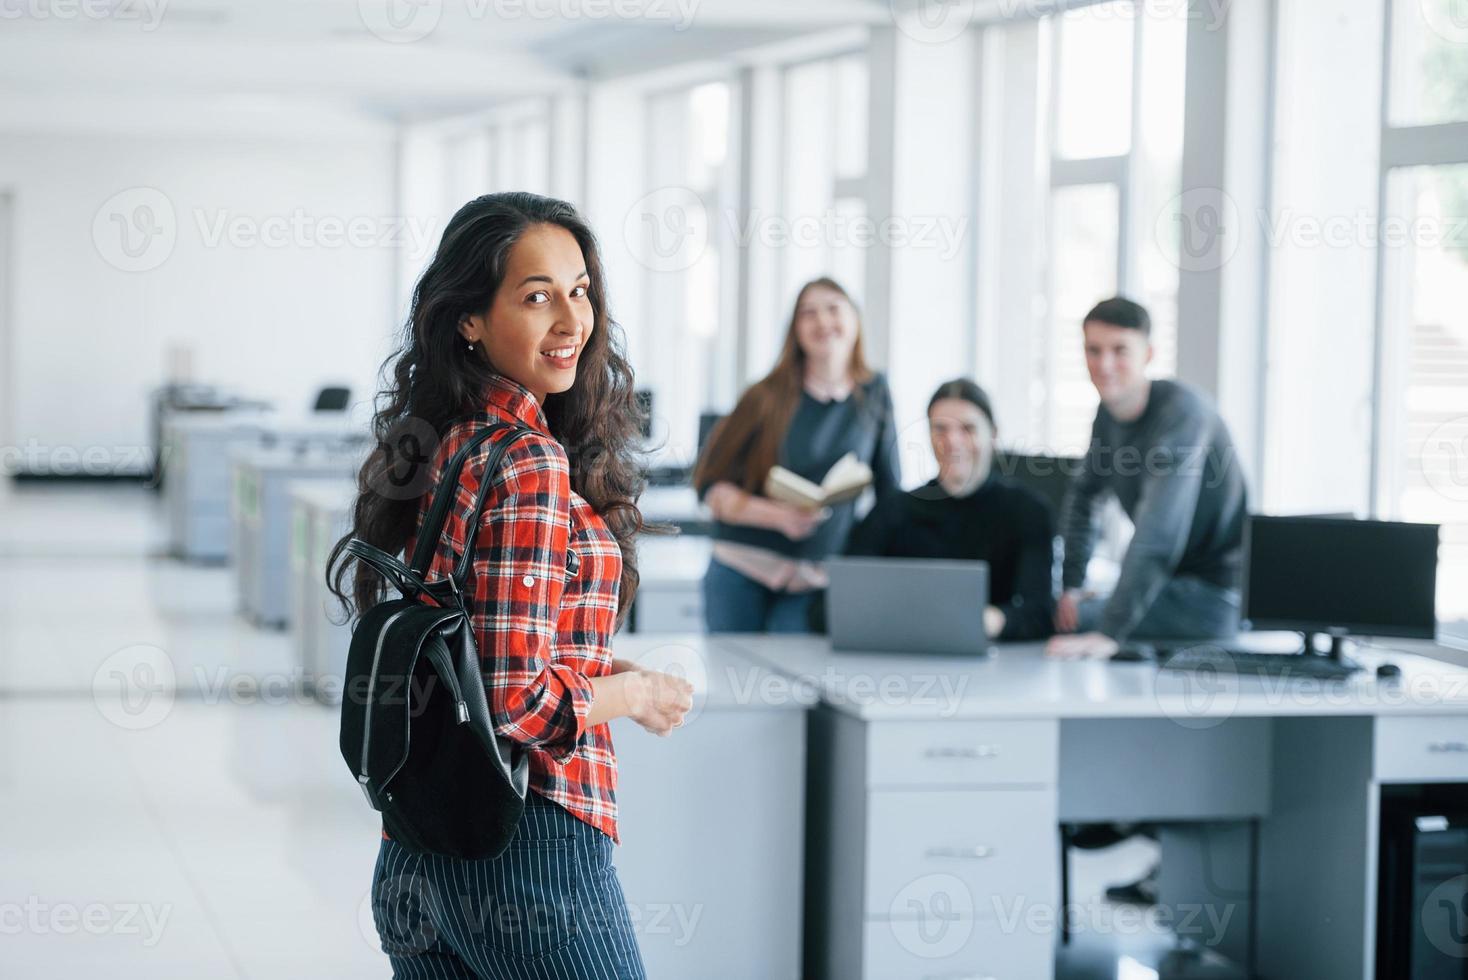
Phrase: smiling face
[
  {"left": 458, "top": 222, "right": 593, "bottom": 403},
  {"left": 1082, "top": 319, "right": 1153, "bottom": 409},
  {"left": 929, "top": 397, "right": 996, "bottom": 491},
  {"left": 793, "top": 283, "right": 859, "bottom": 369}
]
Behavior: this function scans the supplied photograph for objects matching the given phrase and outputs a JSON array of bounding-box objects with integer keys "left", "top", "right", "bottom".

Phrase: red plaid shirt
[{"left": 383, "top": 373, "right": 625, "bottom": 843}]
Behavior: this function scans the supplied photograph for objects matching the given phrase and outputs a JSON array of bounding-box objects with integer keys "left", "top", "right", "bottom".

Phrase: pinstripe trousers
[{"left": 370, "top": 793, "right": 647, "bottom": 979}]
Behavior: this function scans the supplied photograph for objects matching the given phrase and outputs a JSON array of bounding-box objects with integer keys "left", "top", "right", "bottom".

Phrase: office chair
[{"left": 312, "top": 386, "right": 351, "bottom": 412}]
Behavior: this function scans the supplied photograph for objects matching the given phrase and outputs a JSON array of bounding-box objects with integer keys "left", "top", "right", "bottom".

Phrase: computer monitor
[
  {"left": 991, "top": 451, "right": 1081, "bottom": 522},
  {"left": 1242, "top": 515, "right": 1438, "bottom": 656}
]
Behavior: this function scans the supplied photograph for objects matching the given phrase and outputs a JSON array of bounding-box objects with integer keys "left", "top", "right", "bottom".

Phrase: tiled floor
[{"left": 0, "top": 484, "right": 386, "bottom": 979}]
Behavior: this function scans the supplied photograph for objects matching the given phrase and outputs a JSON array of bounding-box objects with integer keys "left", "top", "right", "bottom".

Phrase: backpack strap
[{"left": 406, "top": 421, "right": 535, "bottom": 600}]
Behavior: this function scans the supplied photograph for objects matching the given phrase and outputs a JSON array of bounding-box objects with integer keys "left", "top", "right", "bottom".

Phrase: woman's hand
[
  {"left": 625, "top": 669, "right": 695, "bottom": 736},
  {"left": 777, "top": 503, "right": 829, "bottom": 541}
]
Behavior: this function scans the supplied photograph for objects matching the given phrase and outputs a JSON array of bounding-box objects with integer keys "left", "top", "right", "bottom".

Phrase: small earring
[{"left": 467, "top": 342, "right": 475, "bottom": 352}]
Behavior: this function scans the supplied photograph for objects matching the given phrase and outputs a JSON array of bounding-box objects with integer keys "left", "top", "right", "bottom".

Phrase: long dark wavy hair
[{"left": 326, "top": 192, "right": 648, "bottom": 627}]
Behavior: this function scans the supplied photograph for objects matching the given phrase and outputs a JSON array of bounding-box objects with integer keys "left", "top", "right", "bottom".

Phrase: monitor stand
[{"left": 1301, "top": 627, "right": 1352, "bottom": 662}]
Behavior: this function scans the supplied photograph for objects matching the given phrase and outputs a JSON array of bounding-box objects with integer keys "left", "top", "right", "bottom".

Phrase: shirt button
[{"left": 522, "top": 575, "right": 535, "bottom": 587}]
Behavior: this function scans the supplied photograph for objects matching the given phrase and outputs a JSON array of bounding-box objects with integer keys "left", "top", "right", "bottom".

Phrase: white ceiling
[{"left": 0, "top": 0, "right": 894, "bottom": 135}]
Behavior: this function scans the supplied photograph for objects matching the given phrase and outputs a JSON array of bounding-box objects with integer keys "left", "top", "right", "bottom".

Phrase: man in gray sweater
[{"left": 1047, "top": 297, "right": 1248, "bottom": 659}]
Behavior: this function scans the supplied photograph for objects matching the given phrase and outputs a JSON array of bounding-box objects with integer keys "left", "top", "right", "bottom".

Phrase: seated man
[
  {"left": 848, "top": 379, "right": 1055, "bottom": 641},
  {"left": 1048, "top": 297, "right": 1248, "bottom": 659}
]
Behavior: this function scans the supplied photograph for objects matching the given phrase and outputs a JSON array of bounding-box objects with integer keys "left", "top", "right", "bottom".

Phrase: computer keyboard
[{"left": 1159, "top": 646, "right": 1362, "bottom": 680}]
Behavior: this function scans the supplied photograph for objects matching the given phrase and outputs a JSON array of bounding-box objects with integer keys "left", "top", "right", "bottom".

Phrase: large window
[
  {"left": 641, "top": 80, "right": 734, "bottom": 465},
  {"left": 779, "top": 52, "right": 869, "bottom": 309},
  {"left": 1033, "top": 1, "right": 1185, "bottom": 454},
  {"left": 1376, "top": 0, "right": 1468, "bottom": 622}
]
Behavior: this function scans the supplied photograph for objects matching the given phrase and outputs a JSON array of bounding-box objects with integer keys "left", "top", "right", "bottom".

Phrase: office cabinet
[
  {"left": 234, "top": 449, "right": 363, "bottom": 627},
  {"left": 288, "top": 480, "right": 355, "bottom": 699},
  {"left": 807, "top": 708, "right": 1061, "bottom": 980}
]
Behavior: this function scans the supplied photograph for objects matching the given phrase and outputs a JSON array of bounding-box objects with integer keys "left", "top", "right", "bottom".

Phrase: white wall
[{"left": 0, "top": 130, "right": 398, "bottom": 475}]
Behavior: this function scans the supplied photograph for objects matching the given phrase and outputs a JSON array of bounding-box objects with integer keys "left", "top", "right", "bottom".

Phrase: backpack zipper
[{"left": 358, "top": 607, "right": 414, "bottom": 805}]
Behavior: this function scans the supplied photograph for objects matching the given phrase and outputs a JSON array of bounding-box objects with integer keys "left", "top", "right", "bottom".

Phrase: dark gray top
[
  {"left": 1059, "top": 378, "right": 1248, "bottom": 640},
  {"left": 708, "top": 374, "right": 902, "bottom": 561}
]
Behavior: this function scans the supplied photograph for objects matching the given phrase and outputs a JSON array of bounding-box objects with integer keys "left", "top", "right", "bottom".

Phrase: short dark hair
[
  {"left": 1082, "top": 296, "right": 1151, "bottom": 337},
  {"left": 928, "top": 378, "right": 996, "bottom": 429}
]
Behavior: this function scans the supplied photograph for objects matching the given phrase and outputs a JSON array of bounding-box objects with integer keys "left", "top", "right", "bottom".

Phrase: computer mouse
[
  {"left": 1376, "top": 663, "right": 1402, "bottom": 680},
  {"left": 1110, "top": 644, "right": 1156, "bottom": 663}
]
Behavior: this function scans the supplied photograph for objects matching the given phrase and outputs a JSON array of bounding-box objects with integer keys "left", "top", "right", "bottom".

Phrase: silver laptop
[{"left": 825, "top": 557, "right": 991, "bottom": 656}]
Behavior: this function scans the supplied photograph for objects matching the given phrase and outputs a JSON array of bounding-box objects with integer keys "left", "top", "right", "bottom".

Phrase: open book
[{"left": 763, "top": 452, "right": 873, "bottom": 510}]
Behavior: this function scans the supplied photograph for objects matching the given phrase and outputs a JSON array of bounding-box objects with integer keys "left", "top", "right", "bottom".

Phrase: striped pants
[{"left": 370, "top": 793, "right": 647, "bottom": 979}]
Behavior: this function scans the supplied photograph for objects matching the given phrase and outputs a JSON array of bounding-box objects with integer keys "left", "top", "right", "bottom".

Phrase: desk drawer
[
  {"left": 1375, "top": 715, "right": 1468, "bottom": 781},
  {"left": 868, "top": 720, "right": 1057, "bottom": 788},
  {"left": 634, "top": 587, "right": 704, "bottom": 633},
  {"left": 863, "top": 915, "right": 1051, "bottom": 980},
  {"left": 865, "top": 788, "right": 1058, "bottom": 919}
]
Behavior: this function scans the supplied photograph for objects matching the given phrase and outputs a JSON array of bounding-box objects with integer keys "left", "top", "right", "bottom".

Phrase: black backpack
[{"left": 337, "top": 420, "right": 533, "bottom": 860}]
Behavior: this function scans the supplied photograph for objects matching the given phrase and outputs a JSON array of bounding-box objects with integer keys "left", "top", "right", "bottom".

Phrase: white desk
[
  {"left": 718, "top": 634, "right": 1468, "bottom": 980},
  {"left": 287, "top": 479, "right": 355, "bottom": 697},
  {"left": 164, "top": 410, "right": 364, "bottom": 561},
  {"left": 631, "top": 535, "right": 710, "bottom": 632},
  {"left": 232, "top": 447, "right": 364, "bottom": 627},
  {"left": 610, "top": 635, "right": 814, "bottom": 980}
]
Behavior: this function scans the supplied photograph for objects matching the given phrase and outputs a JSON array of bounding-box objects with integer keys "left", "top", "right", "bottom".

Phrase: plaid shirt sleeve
[{"left": 464, "top": 430, "right": 593, "bottom": 763}]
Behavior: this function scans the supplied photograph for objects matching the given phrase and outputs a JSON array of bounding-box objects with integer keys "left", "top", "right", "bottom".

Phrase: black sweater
[{"left": 847, "top": 473, "right": 1057, "bottom": 641}]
